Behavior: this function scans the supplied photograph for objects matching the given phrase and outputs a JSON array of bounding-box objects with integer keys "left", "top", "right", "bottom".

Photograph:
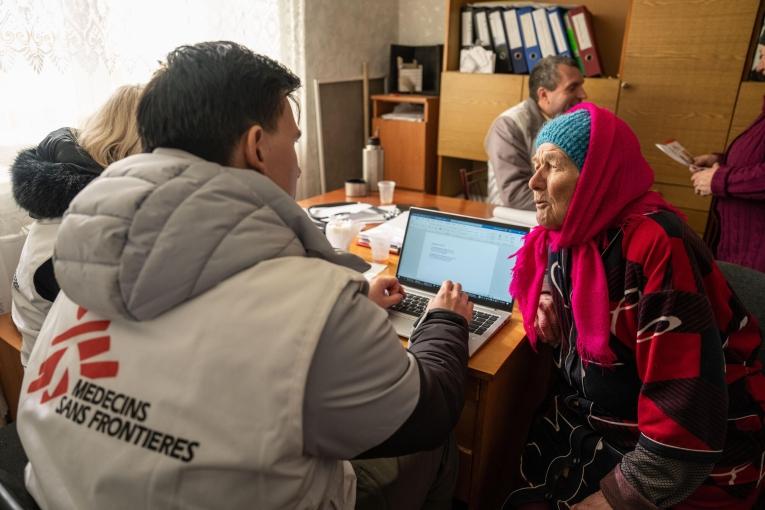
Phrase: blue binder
[
  {"left": 546, "top": 7, "right": 572, "bottom": 57},
  {"left": 517, "top": 7, "right": 541, "bottom": 71},
  {"left": 502, "top": 8, "right": 527, "bottom": 74}
]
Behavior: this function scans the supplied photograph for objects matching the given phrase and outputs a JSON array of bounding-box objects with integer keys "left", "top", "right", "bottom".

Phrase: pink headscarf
[{"left": 510, "top": 102, "right": 683, "bottom": 365}]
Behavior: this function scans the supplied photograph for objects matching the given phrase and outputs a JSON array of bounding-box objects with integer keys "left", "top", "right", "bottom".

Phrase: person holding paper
[
  {"left": 484, "top": 56, "right": 585, "bottom": 209},
  {"left": 505, "top": 103, "right": 765, "bottom": 509},
  {"left": 689, "top": 95, "right": 765, "bottom": 273}
]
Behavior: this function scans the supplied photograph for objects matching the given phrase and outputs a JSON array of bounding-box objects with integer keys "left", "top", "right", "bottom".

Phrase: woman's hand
[
  {"left": 535, "top": 292, "right": 561, "bottom": 347},
  {"left": 427, "top": 280, "right": 473, "bottom": 324},
  {"left": 690, "top": 164, "right": 719, "bottom": 196},
  {"left": 368, "top": 275, "right": 405, "bottom": 309},
  {"left": 691, "top": 153, "right": 720, "bottom": 169},
  {"left": 571, "top": 490, "right": 613, "bottom": 509}
]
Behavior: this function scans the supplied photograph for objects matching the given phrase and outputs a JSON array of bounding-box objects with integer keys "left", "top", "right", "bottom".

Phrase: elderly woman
[{"left": 505, "top": 103, "right": 765, "bottom": 509}]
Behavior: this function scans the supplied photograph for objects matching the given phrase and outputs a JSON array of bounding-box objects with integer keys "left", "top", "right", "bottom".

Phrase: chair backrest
[
  {"left": 717, "top": 261, "right": 765, "bottom": 365},
  {"left": 459, "top": 167, "right": 488, "bottom": 202}
]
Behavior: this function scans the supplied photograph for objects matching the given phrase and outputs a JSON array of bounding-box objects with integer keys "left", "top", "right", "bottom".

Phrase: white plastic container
[{"left": 362, "top": 136, "right": 384, "bottom": 191}]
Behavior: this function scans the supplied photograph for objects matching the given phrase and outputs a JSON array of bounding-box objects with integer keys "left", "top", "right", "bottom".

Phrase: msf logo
[{"left": 27, "top": 306, "right": 119, "bottom": 404}]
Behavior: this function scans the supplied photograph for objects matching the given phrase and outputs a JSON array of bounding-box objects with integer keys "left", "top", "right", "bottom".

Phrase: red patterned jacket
[{"left": 550, "top": 210, "right": 765, "bottom": 507}]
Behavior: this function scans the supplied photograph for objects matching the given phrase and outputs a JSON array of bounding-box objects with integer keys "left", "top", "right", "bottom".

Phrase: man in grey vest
[
  {"left": 485, "top": 56, "right": 586, "bottom": 208},
  {"left": 18, "top": 41, "right": 472, "bottom": 510}
]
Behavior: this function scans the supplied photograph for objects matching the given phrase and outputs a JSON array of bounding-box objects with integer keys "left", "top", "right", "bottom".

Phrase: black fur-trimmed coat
[{"left": 11, "top": 127, "right": 103, "bottom": 219}]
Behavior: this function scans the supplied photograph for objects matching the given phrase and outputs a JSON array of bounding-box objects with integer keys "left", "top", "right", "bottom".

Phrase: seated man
[
  {"left": 484, "top": 55, "right": 586, "bottom": 208},
  {"left": 17, "top": 41, "right": 473, "bottom": 510}
]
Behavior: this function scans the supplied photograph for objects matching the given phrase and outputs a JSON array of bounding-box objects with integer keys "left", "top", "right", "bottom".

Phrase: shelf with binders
[
  {"left": 437, "top": 0, "right": 762, "bottom": 236},
  {"left": 437, "top": 0, "right": 628, "bottom": 197},
  {"left": 451, "top": 0, "right": 627, "bottom": 78}
]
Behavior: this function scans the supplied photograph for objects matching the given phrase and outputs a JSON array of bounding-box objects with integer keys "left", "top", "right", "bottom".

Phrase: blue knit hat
[{"left": 534, "top": 109, "right": 591, "bottom": 170}]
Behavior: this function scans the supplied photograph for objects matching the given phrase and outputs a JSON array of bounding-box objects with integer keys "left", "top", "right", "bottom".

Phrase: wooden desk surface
[
  {"left": 0, "top": 313, "right": 21, "bottom": 352},
  {"left": 299, "top": 188, "right": 529, "bottom": 381}
]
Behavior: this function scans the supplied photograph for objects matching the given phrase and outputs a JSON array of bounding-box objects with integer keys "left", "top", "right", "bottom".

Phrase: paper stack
[{"left": 357, "top": 211, "right": 410, "bottom": 254}]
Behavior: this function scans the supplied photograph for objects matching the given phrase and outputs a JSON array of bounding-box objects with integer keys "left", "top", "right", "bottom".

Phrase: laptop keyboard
[{"left": 390, "top": 294, "right": 500, "bottom": 335}]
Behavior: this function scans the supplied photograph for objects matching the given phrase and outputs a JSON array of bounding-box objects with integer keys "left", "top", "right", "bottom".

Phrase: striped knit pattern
[
  {"left": 534, "top": 109, "right": 591, "bottom": 170},
  {"left": 711, "top": 95, "right": 765, "bottom": 273}
]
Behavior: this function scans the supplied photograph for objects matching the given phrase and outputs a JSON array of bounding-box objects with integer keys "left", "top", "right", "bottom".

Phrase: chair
[
  {"left": 459, "top": 168, "right": 488, "bottom": 202},
  {"left": 0, "top": 423, "right": 38, "bottom": 510},
  {"left": 717, "top": 261, "right": 765, "bottom": 365}
]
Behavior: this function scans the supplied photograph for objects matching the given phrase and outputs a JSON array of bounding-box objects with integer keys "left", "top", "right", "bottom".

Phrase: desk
[
  {"left": 0, "top": 313, "right": 23, "bottom": 422},
  {"left": 0, "top": 190, "right": 548, "bottom": 507},
  {"left": 301, "top": 189, "right": 550, "bottom": 509}
]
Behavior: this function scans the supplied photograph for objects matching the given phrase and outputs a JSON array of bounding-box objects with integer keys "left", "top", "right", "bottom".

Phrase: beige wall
[
  {"left": 398, "top": 0, "right": 445, "bottom": 46},
  {"left": 298, "top": 0, "right": 446, "bottom": 198},
  {"left": 298, "top": 0, "right": 398, "bottom": 198}
]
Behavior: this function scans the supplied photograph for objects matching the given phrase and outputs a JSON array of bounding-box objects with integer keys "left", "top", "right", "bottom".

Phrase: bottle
[{"left": 362, "top": 136, "right": 384, "bottom": 191}]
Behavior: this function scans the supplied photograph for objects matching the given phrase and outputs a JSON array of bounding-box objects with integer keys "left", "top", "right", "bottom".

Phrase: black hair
[
  {"left": 137, "top": 41, "right": 301, "bottom": 165},
  {"left": 529, "top": 55, "right": 580, "bottom": 103}
]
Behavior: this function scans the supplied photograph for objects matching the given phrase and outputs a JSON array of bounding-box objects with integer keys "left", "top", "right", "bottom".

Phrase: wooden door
[{"left": 617, "top": 0, "right": 760, "bottom": 234}]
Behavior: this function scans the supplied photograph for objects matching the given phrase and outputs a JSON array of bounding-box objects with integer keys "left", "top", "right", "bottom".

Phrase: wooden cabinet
[
  {"left": 371, "top": 94, "right": 439, "bottom": 193},
  {"left": 618, "top": 0, "right": 760, "bottom": 234},
  {"left": 728, "top": 81, "right": 765, "bottom": 144},
  {"left": 437, "top": 0, "right": 762, "bottom": 235}
]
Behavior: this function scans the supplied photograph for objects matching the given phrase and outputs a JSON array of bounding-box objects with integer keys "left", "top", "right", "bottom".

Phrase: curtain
[{"left": 0, "top": 0, "right": 305, "bottom": 166}]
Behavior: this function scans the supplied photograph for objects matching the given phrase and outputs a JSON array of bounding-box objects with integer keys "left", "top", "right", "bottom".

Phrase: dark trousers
[{"left": 352, "top": 436, "right": 458, "bottom": 510}]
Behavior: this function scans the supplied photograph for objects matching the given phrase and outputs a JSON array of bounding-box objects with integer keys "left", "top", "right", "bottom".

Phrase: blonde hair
[{"left": 77, "top": 84, "right": 144, "bottom": 168}]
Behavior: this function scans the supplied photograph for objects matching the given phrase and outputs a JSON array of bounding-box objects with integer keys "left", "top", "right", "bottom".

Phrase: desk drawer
[
  {"left": 456, "top": 396, "right": 477, "bottom": 449},
  {"left": 455, "top": 444, "right": 473, "bottom": 502},
  {"left": 457, "top": 377, "right": 480, "bottom": 446}
]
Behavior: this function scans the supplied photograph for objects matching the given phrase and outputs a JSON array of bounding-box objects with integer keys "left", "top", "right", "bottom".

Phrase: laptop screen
[{"left": 396, "top": 208, "right": 529, "bottom": 311}]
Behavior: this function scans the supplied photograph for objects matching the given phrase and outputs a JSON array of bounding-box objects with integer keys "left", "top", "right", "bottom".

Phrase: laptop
[{"left": 388, "top": 207, "right": 529, "bottom": 356}]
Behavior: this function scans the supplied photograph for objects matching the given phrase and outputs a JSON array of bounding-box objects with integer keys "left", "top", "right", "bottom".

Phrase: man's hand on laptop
[
  {"left": 368, "top": 275, "right": 406, "bottom": 309},
  {"left": 427, "top": 280, "right": 473, "bottom": 324}
]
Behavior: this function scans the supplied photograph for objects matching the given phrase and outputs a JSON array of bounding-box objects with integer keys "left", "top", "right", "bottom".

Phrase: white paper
[
  {"left": 362, "top": 262, "right": 388, "bottom": 282},
  {"left": 380, "top": 112, "right": 424, "bottom": 122},
  {"left": 488, "top": 11, "right": 506, "bottom": 45},
  {"left": 503, "top": 9, "right": 522, "bottom": 49},
  {"left": 532, "top": 8, "right": 556, "bottom": 57},
  {"left": 308, "top": 203, "right": 372, "bottom": 219},
  {"left": 655, "top": 140, "right": 694, "bottom": 166},
  {"left": 572, "top": 13, "right": 591, "bottom": 50},
  {"left": 520, "top": 12, "right": 537, "bottom": 47},
  {"left": 548, "top": 11, "right": 567, "bottom": 54},
  {"left": 358, "top": 211, "right": 410, "bottom": 249},
  {"left": 461, "top": 11, "right": 473, "bottom": 47},
  {"left": 459, "top": 47, "right": 496, "bottom": 73},
  {"left": 491, "top": 207, "right": 538, "bottom": 228},
  {"left": 475, "top": 11, "right": 491, "bottom": 46}
]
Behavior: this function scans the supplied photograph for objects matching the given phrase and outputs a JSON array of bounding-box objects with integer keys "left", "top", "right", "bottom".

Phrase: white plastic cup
[
  {"left": 368, "top": 232, "right": 392, "bottom": 263},
  {"left": 325, "top": 217, "right": 356, "bottom": 251},
  {"left": 378, "top": 180, "right": 396, "bottom": 205}
]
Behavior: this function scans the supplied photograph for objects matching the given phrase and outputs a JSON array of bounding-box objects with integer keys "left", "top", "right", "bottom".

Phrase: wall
[
  {"left": 398, "top": 0, "right": 446, "bottom": 46},
  {"left": 297, "top": 0, "right": 446, "bottom": 198},
  {"left": 298, "top": 0, "right": 399, "bottom": 198}
]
